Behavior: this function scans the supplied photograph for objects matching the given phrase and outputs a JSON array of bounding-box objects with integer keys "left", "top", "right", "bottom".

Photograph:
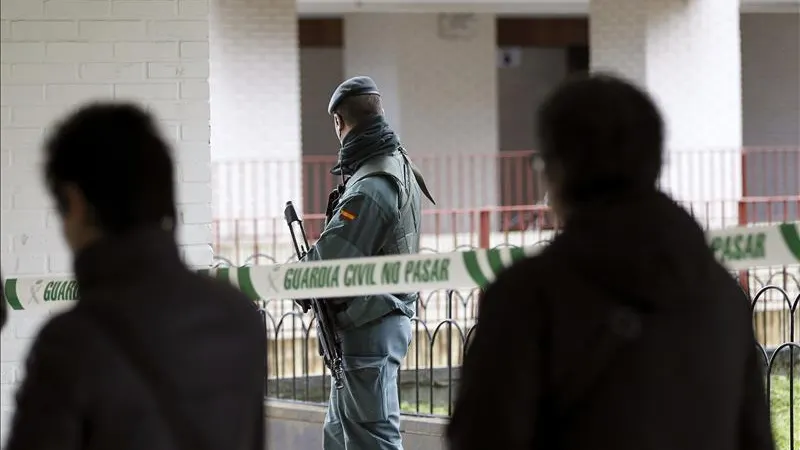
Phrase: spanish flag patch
[{"left": 340, "top": 209, "right": 357, "bottom": 221}]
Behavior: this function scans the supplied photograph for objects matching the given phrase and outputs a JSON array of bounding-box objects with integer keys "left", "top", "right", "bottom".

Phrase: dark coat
[
  {"left": 446, "top": 191, "right": 775, "bottom": 450},
  {"left": 1, "top": 270, "right": 6, "bottom": 331},
  {"left": 5, "top": 227, "right": 266, "bottom": 450}
]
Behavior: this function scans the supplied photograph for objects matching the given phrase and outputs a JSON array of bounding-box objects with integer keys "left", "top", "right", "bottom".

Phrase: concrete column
[
  {"left": 591, "top": 0, "right": 743, "bottom": 228},
  {"left": 0, "top": 0, "right": 212, "bottom": 442},
  {"left": 209, "top": 0, "right": 302, "bottom": 253},
  {"left": 343, "top": 13, "right": 499, "bottom": 237}
]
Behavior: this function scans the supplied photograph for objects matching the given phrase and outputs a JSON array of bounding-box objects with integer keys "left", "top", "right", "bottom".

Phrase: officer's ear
[{"left": 333, "top": 113, "right": 344, "bottom": 139}]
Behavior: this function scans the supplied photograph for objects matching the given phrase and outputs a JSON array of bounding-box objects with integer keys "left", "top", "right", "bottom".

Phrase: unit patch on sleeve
[{"left": 340, "top": 209, "right": 357, "bottom": 221}]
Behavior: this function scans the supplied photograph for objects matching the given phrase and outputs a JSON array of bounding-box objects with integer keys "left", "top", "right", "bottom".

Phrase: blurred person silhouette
[
  {"left": 5, "top": 103, "right": 266, "bottom": 450},
  {"left": 1, "top": 270, "right": 6, "bottom": 331},
  {"left": 446, "top": 73, "right": 775, "bottom": 450}
]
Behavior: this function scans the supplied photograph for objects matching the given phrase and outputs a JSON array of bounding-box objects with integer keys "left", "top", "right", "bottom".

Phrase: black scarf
[
  {"left": 331, "top": 115, "right": 400, "bottom": 177},
  {"left": 329, "top": 115, "right": 436, "bottom": 205}
]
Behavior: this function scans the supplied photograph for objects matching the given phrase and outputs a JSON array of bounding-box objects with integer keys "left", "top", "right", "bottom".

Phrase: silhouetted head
[
  {"left": 44, "top": 102, "right": 177, "bottom": 252},
  {"left": 328, "top": 76, "right": 385, "bottom": 142},
  {"left": 536, "top": 72, "right": 664, "bottom": 220}
]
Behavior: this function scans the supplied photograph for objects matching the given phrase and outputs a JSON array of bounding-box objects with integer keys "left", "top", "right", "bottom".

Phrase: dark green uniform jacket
[{"left": 305, "top": 150, "right": 424, "bottom": 329}]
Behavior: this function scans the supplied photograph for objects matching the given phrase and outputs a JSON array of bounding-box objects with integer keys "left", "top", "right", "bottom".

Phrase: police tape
[{"left": 3, "top": 222, "right": 799, "bottom": 310}]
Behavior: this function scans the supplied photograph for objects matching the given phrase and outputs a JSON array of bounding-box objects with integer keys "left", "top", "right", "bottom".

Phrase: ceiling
[{"left": 297, "top": 0, "right": 800, "bottom": 16}]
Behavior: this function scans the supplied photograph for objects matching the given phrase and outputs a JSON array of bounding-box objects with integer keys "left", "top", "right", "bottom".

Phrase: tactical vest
[
  {"left": 349, "top": 149, "right": 423, "bottom": 257},
  {"left": 335, "top": 149, "right": 427, "bottom": 329}
]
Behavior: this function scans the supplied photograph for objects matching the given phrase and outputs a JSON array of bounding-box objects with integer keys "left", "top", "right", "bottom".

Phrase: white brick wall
[{"left": 0, "top": 0, "right": 211, "bottom": 442}]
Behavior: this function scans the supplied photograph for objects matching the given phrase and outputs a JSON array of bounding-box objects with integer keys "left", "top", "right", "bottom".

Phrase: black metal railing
[
  {"left": 260, "top": 284, "right": 797, "bottom": 449},
  {"left": 213, "top": 253, "right": 799, "bottom": 449}
]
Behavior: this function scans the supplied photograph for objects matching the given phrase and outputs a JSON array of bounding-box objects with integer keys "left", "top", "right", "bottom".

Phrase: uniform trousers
[{"left": 323, "top": 312, "right": 412, "bottom": 450}]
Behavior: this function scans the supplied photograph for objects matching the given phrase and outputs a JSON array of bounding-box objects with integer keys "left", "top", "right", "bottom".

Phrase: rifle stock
[{"left": 283, "top": 201, "right": 345, "bottom": 390}]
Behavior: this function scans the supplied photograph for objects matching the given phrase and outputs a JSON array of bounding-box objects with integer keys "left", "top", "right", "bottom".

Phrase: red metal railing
[
  {"left": 219, "top": 150, "right": 547, "bottom": 219},
  {"left": 213, "top": 147, "right": 797, "bottom": 215},
  {"left": 739, "top": 147, "right": 800, "bottom": 224},
  {"left": 210, "top": 146, "right": 799, "bottom": 264},
  {"left": 211, "top": 199, "right": 799, "bottom": 267}
]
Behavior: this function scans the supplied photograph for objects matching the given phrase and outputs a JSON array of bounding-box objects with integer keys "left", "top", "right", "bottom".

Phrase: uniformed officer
[{"left": 302, "top": 76, "right": 434, "bottom": 450}]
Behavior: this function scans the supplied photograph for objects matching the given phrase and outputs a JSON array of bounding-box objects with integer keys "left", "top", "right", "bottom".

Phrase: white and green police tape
[{"left": 3, "top": 222, "right": 799, "bottom": 310}]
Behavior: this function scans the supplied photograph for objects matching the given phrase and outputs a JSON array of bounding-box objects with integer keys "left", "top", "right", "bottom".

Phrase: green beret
[{"left": 328, "top": 76, "right": 381, "bottom": 115}]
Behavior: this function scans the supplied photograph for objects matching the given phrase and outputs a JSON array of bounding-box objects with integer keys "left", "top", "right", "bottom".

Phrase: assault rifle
[{"left": 283, "top": 201, "right": 345, "bottom": 390}]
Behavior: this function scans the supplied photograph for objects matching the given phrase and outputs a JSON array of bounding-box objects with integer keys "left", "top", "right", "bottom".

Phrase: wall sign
[
  {"left": 497, "top": 47, "right": 522, "bottom": 68},
  {"left": 437, "top": 13, "right": 478, "bottom": 41}
]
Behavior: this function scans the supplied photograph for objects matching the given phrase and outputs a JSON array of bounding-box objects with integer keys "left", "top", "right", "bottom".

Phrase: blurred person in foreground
[
  {"left": 1, "top": 270, "right": 6, "bottom": 331},
  {"left": 5, "top": 103, "right": 266, "bottom": 450},
  {"left": 446, "top": 73, "right": 775, "bottom": 450},
  {"left": 300, "top": 76, "right": 433, "bottom": 450}
]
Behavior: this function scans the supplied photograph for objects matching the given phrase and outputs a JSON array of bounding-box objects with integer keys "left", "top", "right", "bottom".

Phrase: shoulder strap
[
  {"left": 397, "top": 147, "right": 436, "bottom": 205},
  {"left": 350, "top": 153, "right": 411, "bottom": 211},
  {"left": 350, "top": 149, "right": 435, "bottom": 207},
  {"left": 85, "top": 312, "right": 202, "bottom": 450},
  {"left": 350, "top": 153, "right": 405, "bottom": 185}
]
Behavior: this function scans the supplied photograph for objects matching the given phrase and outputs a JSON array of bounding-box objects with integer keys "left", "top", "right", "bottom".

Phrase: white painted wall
[
  {"left": 0, "top": 0, "right": 212, "bottom": 442},
  {"left": 297, "top": 12, "right": 800, "bottom": 216},
  {"left": 298, "top": 14, "right": 800, "bottom": 155},
  {"left": 586, "top": 0, "right": 746, "bottom": 224},
  {"left": 591, "top": 0, "right": 743, "bottom": 230},
  {"left": 209, "top": 0, "right": 303, "bottom": 233},
  {"left": 299, "top": 46, "right": 568, "bottom": 179},
  {"left": 342, "top": 13, "right": 500, "bottom": 235}
]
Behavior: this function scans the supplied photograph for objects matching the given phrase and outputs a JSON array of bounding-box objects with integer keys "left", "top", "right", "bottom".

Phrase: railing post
[
  {"left": 478, "top": 210, "right": 491, "bottom": 249},
  {"left": 738, "top": 148, "right": 750, "bottom": 292}
]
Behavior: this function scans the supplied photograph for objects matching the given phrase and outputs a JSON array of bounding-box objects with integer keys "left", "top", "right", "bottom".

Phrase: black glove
[
  {"left": 325, "top": 185, "right": 345, "bottom": 225},
  {"left": 295, "top": 299, "right": 312, "bottom": 314},
  {"left": 316, "top": 323, "right": 324, "bottom": 357}
]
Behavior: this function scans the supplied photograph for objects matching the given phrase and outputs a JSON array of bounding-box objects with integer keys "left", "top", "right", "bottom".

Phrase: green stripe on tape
[
  {"left": 487, "top": 249, "right": 506, "bottom": 277},
  {"left": 217, "top": 268, "right": 230, "bottom": 282},
  {"left": 778, "top": 223, "right": 800, "bottom": 261},
  {"left": 4, "top": 279, "right": 23, "bottom": 310},
  {"left": 462, "top": 251, "right": 489, "bottom": 288},
  {"left": 510, "top": 247, "right": 526, "bottom": 262},
  {"left": 236, "top": 267, "right": 260, "bottom": 301}
]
